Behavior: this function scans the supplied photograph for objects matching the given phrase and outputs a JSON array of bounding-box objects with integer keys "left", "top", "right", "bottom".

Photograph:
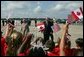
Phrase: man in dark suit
[
  {"left": 35, "top": 19, "right": 37, "bottom": 27},
  {"left": 43, "top": 17, "right": 53, "bottom": 45}
]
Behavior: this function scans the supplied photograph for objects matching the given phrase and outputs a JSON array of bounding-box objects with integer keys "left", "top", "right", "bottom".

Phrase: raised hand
[{"left": 5, "top": 23, "right": 15, "bottom": 38}]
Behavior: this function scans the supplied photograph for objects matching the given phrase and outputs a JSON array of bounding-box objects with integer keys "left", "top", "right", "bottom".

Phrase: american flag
[{"left": 53, "top": 23, "right": 60, "bottom": 32}]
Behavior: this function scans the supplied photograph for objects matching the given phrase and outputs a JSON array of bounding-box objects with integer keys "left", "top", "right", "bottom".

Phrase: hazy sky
[{"left": 1, "top": 1, "right": 83, "bottom": 18}]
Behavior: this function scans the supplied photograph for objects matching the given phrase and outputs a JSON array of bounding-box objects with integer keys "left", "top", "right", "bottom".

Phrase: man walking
[{"left": 43, "top": 17, "right": 53, "bottom": 44}]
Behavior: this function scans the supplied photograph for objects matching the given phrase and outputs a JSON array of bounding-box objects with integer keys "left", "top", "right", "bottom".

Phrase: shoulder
[
  {"left": 71, "top": 47, "right": 78, "bottom": 51},
  {"left": 17, "top": 53, "right": 25, "bottom": 56},
  {"left": 54, "top": 47, "right": 60, "bottom": 52},
  {"left": 1, "top": 37, "right": 5, "bottom": 42}
]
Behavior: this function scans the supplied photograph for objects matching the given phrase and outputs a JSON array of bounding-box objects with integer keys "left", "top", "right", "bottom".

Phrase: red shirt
[
  {"left": 17, "top": 53, "right": 25, "bottom": 56},
  {"left": 47, "top": 52, "right": 57, "bottom": 56},
  {"left": 1, "top": 37, "right": 8, "bottom": 56},
  {"left": 47, "top": 46, "right": 76, "bottom": 56},
  {"left": 47, "top": 46, "right": 60, "bottom": 56},
  {"left": 17, "top": 48, "right": 30, "bottom": 56},
  {"left": 53, "top": 46, "right": 60, "bottom": 56},
  {"left": 64, "top": 48, "right": 75, "bottom": 56}
]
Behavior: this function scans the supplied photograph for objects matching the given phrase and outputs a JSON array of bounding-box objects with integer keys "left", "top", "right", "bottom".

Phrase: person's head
[
  {"left": 28, "top": 47, "right": 45, "bottom": 56},
  {"left": 6, "top": 30, "right": 23, "bottom": 48},
  {"left": 64, "top": 38, "right": 71, "bottom": 49},
  {"left": 35, "top": 37, "right": 44, "bottom": 45},
  {"left": 45, "top": 40, "right": 55, "bottom": 51},
  {"left": 75, "top": 38, "right": 83, "bottom": 48},
  {"left": 75, "top": 38, "right": 83, "bottom": 56},
  {"left": 45, "top": 17, "right": 49, "bottom": 21},
  {"left": 22, "top": 18, "right": 26, "bottom": 23},
  {"left": 7, "top": 19, "right": 12, "bottom": 24}
]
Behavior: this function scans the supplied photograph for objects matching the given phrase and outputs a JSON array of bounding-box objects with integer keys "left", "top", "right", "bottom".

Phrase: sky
[{"left": 1, "top": 1, "right": 83, "bottom": 19}]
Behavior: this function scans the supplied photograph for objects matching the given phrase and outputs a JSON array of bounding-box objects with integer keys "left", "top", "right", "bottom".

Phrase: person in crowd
[
  {"left": 5, "top": 20, "right": 8, "bottom": 25},
  {"left": 12, "top": 19, "right": 15, "bottom": 25},
  {"left": 6, "top": 30, "right": 23, "bottom": 56},
  {"left": 21, "top": 18, "right": 29, "bottom": 36},
  {"left": 28, "top": 46, "right": 46, "bottom": 56},
  {"left": 1, "top": 31, "right": 7, "bottom": 56},
  {"left": 17, "top": 33, "right": 33, "bottom": 56},
  {"left": 45, "top": 40, "right": 55, "bottom": 51},
  {"left": 60, "top": 23, "right": 73, "bottom": 56},
  {"left": 44, "top": 38, "right": 61, "bottom": 56},
  {"left": 1, "top": 22, "right": 24, "bottom": 56},
  {"left": 28, "top": 19, "right": 31, "bottom": 26},
  {"left": 2, "top": 20, "right": 5, "bottom": 26},
  {"left": 21, "top": 20, "right": 23, "bottom": 25},
  {"left": 43, "top": 17, "right": 53, "bottom": 45},
  {"left": 60, "top": 23, "right": 83, "bottom": 56},
  {"left": 31, "top": 37, "right": 43, "bottom": 47},
  {"left": 6, "top": 19, "right": 15, "bottom": 26},
  {"left": 28, "top": 37, "right": 46, "bottom": 56},
  {"left": 74, "top": 38, "right": 83, "bottom": 56},
  {"left": 35, "top": 19, "right": 37, "bottom": 27},
  {"left": 1, "top": 23, "right": 14, "bottom": 56}
]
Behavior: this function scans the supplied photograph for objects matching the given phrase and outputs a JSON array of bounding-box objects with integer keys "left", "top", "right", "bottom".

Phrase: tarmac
[{"left": 1, "top": 20, "right": 83, "bottom": 47}]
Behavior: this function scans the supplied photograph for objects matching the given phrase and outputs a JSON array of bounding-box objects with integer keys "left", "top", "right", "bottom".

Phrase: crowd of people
[{"left": 1, "top": 18, "right": 83, "bottom": 56}]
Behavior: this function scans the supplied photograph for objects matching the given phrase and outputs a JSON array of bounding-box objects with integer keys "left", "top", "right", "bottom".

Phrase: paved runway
[{"left": 1, "top": 20, "right": 83, "bottom": 47}]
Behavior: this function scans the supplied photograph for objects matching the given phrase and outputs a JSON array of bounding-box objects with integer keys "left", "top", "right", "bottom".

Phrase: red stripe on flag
[
  {"left": 71, "top": 11, "right": 79, "bottom": 21},
  {"left": 36, "top": 22, "right": 44, "bottom": 26},
  {"left": 67, "top": 14, "right": 74, "bottom": 24}
]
